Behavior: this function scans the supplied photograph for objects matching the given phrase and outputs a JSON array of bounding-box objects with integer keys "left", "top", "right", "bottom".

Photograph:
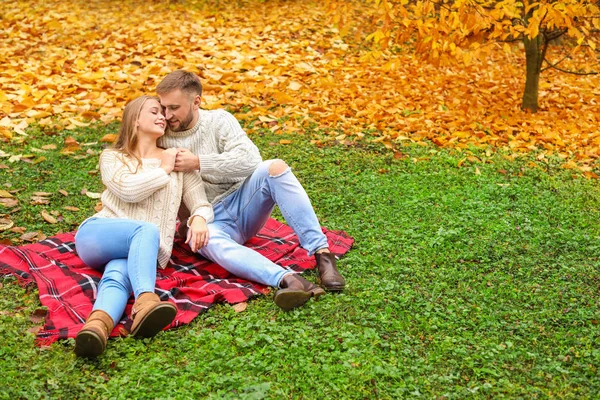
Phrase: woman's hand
[
  {"left": 160, "top": 148, "right": 178, "bottom": 174},
  {"left": 186, "top": 216, "right": 209, "bottom": 252}
]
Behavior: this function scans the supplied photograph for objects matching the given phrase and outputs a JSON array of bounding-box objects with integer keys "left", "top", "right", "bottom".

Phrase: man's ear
[{"left": 193, "top": 94, "right": 201, "bottom": 108}]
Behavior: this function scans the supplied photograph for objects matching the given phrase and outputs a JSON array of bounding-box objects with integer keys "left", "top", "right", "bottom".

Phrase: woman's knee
[{"left": 136, "top": 221, "right": 160, "bottom": 241}]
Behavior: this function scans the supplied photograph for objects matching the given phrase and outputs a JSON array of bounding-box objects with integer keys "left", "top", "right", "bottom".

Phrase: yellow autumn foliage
[{"left": 0, "top": 0, "right": 598, "bottom": 171}]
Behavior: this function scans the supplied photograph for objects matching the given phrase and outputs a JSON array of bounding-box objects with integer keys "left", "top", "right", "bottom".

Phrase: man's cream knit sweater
[
  {"left": 158, "top": 109, "right": 262, "bottom": 204},
  {"left": 88, "top": 149, "right": 213, "bottom": 269}
]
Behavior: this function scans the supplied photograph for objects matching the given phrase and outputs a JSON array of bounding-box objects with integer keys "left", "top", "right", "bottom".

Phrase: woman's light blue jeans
[
  {"left": 74, "top": 218, "right": 160, "bottom": 325},
  {"left": 198, "top": 160, "right": 329, "bottom": 288}
]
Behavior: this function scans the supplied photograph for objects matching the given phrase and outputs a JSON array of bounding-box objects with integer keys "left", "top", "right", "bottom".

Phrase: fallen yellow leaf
[
  {"left": 0, "top": 218, "right": 14, "bottom": 231},
  {"left": 100, "top": 134, "right": 117, "bottom": 143},
  {"left": 41, "top": 210, "right": 58, "bottom": 224},
  {"left": 232, "top": 302, "right": 248, "bottom": 313},
  {"left": 85, "top": 191, "right": 102, "bottom": 199}
]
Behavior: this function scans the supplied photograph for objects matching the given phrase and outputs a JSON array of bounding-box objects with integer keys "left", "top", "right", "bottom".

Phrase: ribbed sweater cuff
[
  {"left": 188, "top": 208, "right": 214, "bottom": 225},
  {"left": 199, "top": 155, "right": 219, "bottom": 175}
]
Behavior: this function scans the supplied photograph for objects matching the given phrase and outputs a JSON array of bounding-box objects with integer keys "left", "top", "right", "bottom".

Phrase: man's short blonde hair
[{"left": 156, "top": 70, "right": 203, "bottom": 97}]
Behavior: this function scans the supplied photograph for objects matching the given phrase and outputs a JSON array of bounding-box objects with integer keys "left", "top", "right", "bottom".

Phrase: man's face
[{"left": 159, "top": 89, "right": 199, "bottom": 132}]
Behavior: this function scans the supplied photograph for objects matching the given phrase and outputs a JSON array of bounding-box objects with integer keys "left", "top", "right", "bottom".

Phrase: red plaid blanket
[{"left": 0, "top": 218, "right": 353, "bottom": 346}]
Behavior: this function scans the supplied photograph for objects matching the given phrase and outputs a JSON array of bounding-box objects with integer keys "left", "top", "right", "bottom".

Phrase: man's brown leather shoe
[
  {"left": 315, "top": 252, "right": 345, "bottom": 291},
  {"left": 274, "top": 274, "right": 325, "bottom": 311}
]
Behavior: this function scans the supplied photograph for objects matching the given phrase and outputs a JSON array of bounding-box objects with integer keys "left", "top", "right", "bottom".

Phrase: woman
[{"left": 74, "top": 95, "right": 213, "bottom": 357}]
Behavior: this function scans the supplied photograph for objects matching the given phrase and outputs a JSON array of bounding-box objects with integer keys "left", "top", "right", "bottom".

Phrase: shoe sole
[
  {"left": 75, "top": 331, "right": 105, "bottom": 357},
  {"left": 318, "top": 278, "right": 345, "bottom": 292},
  {"left": 131, "top": 304, "right": 177, "bottom": 338},
  {"left": 273, "top": 289, "right": 312, "bottom": 311}
]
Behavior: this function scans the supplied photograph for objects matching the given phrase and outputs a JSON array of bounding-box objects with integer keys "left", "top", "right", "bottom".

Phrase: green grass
[{"left": 1, "top": 121, "right": 600, "bottom": 399}]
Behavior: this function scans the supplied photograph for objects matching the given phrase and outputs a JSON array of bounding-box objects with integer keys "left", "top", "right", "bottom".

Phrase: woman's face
[{"left": 136, "top": 99, "right": 166, "bottom": 137}]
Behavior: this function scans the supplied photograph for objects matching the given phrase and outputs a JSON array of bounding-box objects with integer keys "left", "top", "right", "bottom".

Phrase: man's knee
[{"left": 268, "top": 159, "right": 288, "bottom": 177}]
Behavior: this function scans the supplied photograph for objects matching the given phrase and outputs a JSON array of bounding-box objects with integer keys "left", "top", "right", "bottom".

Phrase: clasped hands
[{"left": 160, "top": 148, "right": 200, "bottom": 174}]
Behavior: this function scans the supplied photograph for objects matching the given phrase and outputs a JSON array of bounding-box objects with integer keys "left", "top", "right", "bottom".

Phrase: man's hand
[
  {"left": 186, "top": 216, "right": 209, "bottom": 253},
  {"left": 174, "top": 148, "right": 200, "bottom": 172}
]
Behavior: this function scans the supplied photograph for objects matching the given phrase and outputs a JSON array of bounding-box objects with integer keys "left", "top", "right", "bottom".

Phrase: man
[{"left": 156, "top": 70, "right": 345, "bottom": 311}]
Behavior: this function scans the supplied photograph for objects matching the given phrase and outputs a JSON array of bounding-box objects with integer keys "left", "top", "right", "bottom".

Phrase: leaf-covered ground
[{"left": 1, "top": 0, "right": 599, "bottom": 169}]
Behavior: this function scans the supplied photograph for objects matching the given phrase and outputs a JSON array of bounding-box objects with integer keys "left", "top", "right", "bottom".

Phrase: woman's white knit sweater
[
  {"left": 87, "top": 149, "right": 213, "bottom": 269},
  {"left": 158, "top": 109, "right": 262, "bottom": 204}
]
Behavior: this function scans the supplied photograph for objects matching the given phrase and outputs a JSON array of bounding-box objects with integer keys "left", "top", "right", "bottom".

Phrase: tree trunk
[{"left": 522, "top": 35, "right": 542, "bottom": 112}]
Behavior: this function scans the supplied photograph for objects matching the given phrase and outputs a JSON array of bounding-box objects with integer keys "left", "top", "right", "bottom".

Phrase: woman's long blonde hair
[{"left": 113, "top": 95, "right": 160, "bottom": 166}]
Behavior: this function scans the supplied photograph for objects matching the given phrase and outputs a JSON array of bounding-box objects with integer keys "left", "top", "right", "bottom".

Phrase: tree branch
[
  {"left": 541, "top": 54, "right": 570, "bottom": 72},
  {"left": 497, "top": 36, "right": 524, "bottom": 43},
  {"left": 545, "top": 28, "right": 568, "bottom": 42},
  {"left": 539, "top": 37, "right": 549, "bottom": 71},
  {"left": 538, "top": 8, "right": 549, "bottom": 28},
  {"left": 542, "top": 57, "right": 598, "bottom": 75},
  {"left": 536, "top": 10, "right": 550, "bottom": 71}
]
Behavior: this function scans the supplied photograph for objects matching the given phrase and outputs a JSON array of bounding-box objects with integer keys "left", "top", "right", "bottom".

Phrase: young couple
[{"left": 73, "top": 70, "right": 346, "bottom": 357}]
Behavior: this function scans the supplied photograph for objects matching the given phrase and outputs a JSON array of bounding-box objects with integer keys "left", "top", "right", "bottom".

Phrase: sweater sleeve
[
  {"left": 100, "top": 150, "right": 171, "bottom": 203},
  {"left": 199, "top": 110, "right": 262, "bottom": 179},
  {"left": 182, "top": 172, "right": 214, "bottom": 224}
]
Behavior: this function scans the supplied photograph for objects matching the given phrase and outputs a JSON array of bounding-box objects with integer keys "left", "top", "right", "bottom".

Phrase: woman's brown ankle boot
[
  {"left": 74, "top": 310, "right": 114, "bottom": 357},
  {"left": 130, "top": 292, "right": 177, "bottom": 338}
]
